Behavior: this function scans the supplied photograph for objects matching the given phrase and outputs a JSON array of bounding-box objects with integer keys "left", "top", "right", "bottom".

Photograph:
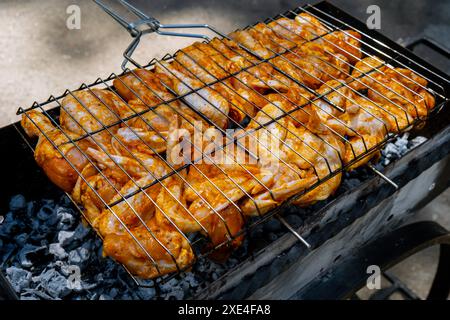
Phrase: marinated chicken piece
[
  {"left": 313, "top": 80, "right": 356, "bottom": 136},
  {"left": 229, "top": 29, "right": 273, "bottom": 59},
  {"left": 112, "top": 127, "right": 167, "bottom": 156},
  {"left": 348, "top": 56, "right": 387, "bottom": 91},
  {"left": 350, "top": 56, "right": 435, "bottom": 119},
  {"left": 113, "top": 68, "right": 175, "bottom": 105},
  {"left": 207, "top": 38, "right": 257, "bottom": 70},
  {"left": 102, "top": 218, "right": 195, "bottom": 279},
  {"left": 94, "top": 174, "right": 162, "bottom": 237},
  {"left": 122, "top": 101, "right": 198, "bottom": 131},
  {"left": 21, "top": 110, "right": 90, "bottom": 192},
  {"left": 59, "top": 89, "right": 128, "bottom": 152},
  {"left": 176, "top": 43, "right": 259, "bottom": 122},
  {"left": 238, "top": 104, "right": 318, "bottom": 215},
  {"left": 202, "top": 205, "right": 244, "bottom": 262},
  {"left": 249, "top": 23, "right": 296, "bottom": 54},
  {"left": 229, "top": 14, "right": 330, "bottom": 59},
  {"left": 267, "top": 14, "right": 328, "bottom": 44},
  {"left": 340, "top": 96, "right": 390, "bottom": 169},
  {"left": 271, "top": 42, "right": 350, "bottom": 89},
  {"left": 316, "top": 31, "right": 362, "bottom": 65},
  {"left": 234, "top": 63, "right": 289, "bottom": 93},
  {"left": 85, "top": 147, "right": 170, "bottom": 181},
  {"left": 72, "top": 163, "right": 129, "bottom": 222},
  {"left": 367, "top": 68, "right": 435, "bottom": 119},
  {"left": 264, "top": 86, "right": 321, "bottom": 130},
  {"left": 153, "top": 118, "right": 200, "bottom": 233},
  {"left": 293, "top": 126, "right": 345, "bottom": 206},
  {"left": 156, "top": 61, "right": 230, "bottom": 128},
  {"left": 176, "top": 48, "right": 229, "bottom": 83},
  {"left": 77, "top": 146, "right": 170, "bottom": 230},
  {"left": 190, "top": 41, "right": 248, "bottom": 75}
]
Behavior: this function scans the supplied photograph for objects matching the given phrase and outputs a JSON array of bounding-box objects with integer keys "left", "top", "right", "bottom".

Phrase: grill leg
[
  {"left": 294, "top": 221, "right": 450, "bottom": 300},
  {"left": 427, "top": 243, "right": 450, "bottom": 300}
]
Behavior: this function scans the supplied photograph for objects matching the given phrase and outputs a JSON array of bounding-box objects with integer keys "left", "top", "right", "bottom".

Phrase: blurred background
[{"left": 0, "top": 0, "right": 449, "bottom": 299}]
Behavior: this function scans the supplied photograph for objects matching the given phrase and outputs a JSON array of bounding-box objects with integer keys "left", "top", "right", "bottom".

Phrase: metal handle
[{"left": 94, "top": 0, "right": 216, "bottom": 70}]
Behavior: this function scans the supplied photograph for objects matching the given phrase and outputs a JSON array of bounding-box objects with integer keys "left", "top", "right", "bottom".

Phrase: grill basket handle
[{"left": 94, "top": 0, "right": 218, "bottom": 70}]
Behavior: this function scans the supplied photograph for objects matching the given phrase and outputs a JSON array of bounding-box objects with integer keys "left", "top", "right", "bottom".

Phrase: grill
[{"left": 2, "top": 0, "right": 450, "bottom": 299}]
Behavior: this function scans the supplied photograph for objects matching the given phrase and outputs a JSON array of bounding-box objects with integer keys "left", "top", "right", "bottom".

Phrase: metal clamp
[{"left": 94, "top": 0, "right": 216, "bottom": 70}]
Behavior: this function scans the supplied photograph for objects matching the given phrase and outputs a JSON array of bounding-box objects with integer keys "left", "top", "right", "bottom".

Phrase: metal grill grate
[{"left": 16, "top": 0, "right": 450, "bottom": 287}]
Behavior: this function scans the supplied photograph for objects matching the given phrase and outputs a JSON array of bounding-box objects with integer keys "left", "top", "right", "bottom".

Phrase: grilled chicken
[
  {"left": 270, "top": 42, "right": 350, "bottom": 89},
  {"left": 113, "top": 68, "right": 175, "bottom": 105},
  {"left": 156, "top": 61, "right": 230, "bottom": 129},
  {"left": 230, "top": 14, "right": 329, "bottom": 59},
  {"left": 21, "top": 12, "right": 437, "bottom": 281},
  {"left": 60, "top": 89, "right": 128, "bottom": 153},
  {"left": 21, "top": 110, "right": 90, "bottom": 192},
  {"left": 102, "top": 218, "right": 195, "bottom": 279}
]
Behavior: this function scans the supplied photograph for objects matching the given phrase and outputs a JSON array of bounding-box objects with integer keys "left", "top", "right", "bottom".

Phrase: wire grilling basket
[{"left": 16, "top": 0, "right": 450, "bottom": 287}]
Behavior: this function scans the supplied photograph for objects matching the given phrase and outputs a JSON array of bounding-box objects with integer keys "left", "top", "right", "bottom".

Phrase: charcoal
[
  {"left": 9, "top": 195, "right": 27, "bottom": 212},
  {"left": 56, "top": 207, "right": 75, "bottom": 230},
  {"left": 6, "top": 266, "right": 32, "bottom": 292},
  {"left": 26, "top": 201, "right": 35, "bottom": 216},
  {"left": 121, "top": 293, "right": 133, "bottom": 300},
  {"left": 160, "top": 278, "right": 180, "bottom": 293},
  {"left": 20, "top": 294, "right": 40, "bottom": 300},
  {"left": 264, "top": 219, "right": 282, "bottom": 232},
  {"left": 164, "top": 288, "right": 184, "bottom": 300},
  {"left": 137, "top": 287, "right": 156, "bottom": 300},
  {"left": 0, "top": 213, "right": 21, "bottom": 237},
  {"left": 0, "top": 243, "right": 16, "bottom": 265},
  {"left": 89, "top": 292, "right": 99, "bottom": 300},
  {"left": 183, "top": 273, "right": 199, "bottom": 288},
  {"left": 68, "top": 247, "right": 90, "bottom": 267},
  {"left": 57, "top": 230, "right": 75, "bottom": 247},
  {"left": 18, "top": 244, "right": 47, "bottom": 268},
  {"left": 99, "top": 294, "right": 113, "bottom": 300},
  {"left": 35, "top": 269, "right": 71, "bottom": 298},
  {"left": 37, "top": 206, "right": 59, "bottom": 226},
  {"left": 49, "top": 243, "right": 68, "bottom": 259},
  {"left": 109, "top": 288, "right": 119, "bottom": 299},
  {"left": 21, "top": 289, "right": 55, "bottom": 300},
  {"left": 15, "top": 233, "right": 29, "bottom": 246},
  {"left": 71, "top": 224, "right": 90, "bottom": 243},
  {"left": 410, "top": 136, "right": 427, "bottom": 147}
]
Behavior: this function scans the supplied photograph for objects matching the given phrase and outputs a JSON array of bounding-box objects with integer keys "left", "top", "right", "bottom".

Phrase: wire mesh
[{"left": 16, "top": 1, "right": 448, "bottom": 285}]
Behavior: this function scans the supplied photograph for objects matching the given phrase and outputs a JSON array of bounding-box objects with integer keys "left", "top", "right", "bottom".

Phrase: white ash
[
  {"left": 0, "top": 194, "right": 245, "bottom": 300},
  {"left": 382, "top": 133, "right": 427, "bottom": 166}
]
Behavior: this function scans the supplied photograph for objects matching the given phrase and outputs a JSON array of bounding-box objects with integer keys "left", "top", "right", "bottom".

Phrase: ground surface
[{"left": 0, "top": 0, "right": 449, "bottom": 300}]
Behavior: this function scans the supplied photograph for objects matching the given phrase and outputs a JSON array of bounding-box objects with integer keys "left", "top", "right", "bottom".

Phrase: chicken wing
[
  {"left": 60, "top": 89, "right": 128, "bottom": 153},
  {"left": 21, "top": 110, "right": 90, "bottom": 192}
]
